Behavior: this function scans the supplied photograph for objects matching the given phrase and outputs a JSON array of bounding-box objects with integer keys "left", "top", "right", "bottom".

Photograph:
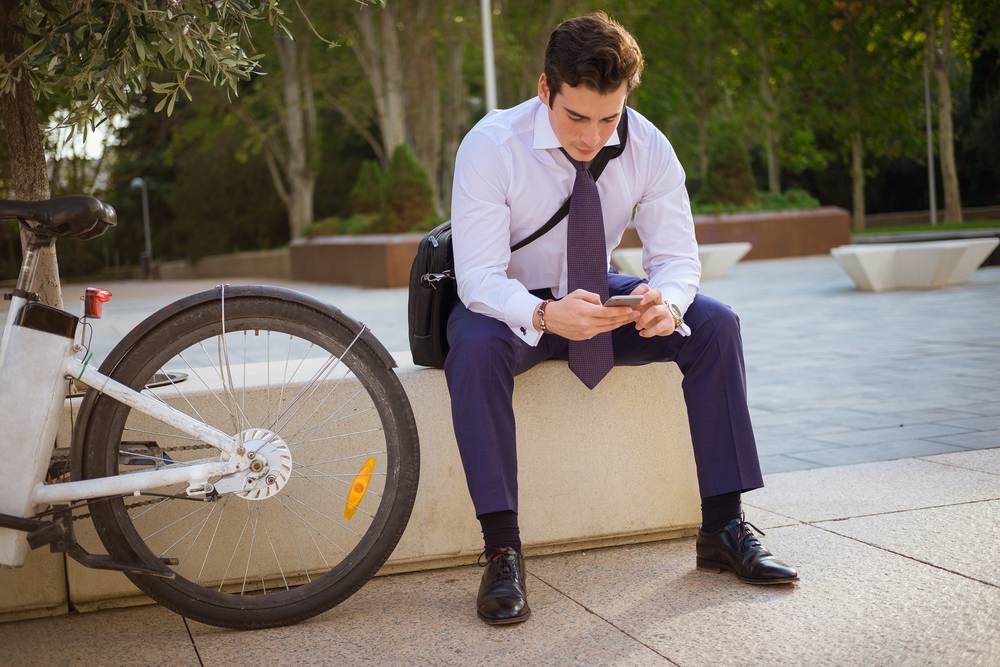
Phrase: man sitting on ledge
[{"left": 446, "top": 11, "right": 799, "bottom": 626}]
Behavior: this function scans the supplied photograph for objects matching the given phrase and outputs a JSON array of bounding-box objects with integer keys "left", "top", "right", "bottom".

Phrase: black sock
[
  {"left": 701, "top": 491, "right": 742, "bottom": 532},
  {"left": 478, "top": 510, "right": 521, "bottom": 556}
]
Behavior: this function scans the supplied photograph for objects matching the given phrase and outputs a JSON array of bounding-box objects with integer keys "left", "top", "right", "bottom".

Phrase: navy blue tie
[{"left": 561, "top": 149, "right": 614, "bottom": 389}]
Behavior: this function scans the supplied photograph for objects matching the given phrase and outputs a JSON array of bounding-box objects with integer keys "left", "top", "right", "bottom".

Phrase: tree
[
  {"left": 0, "top": 1, "right": 287, "bottom": 306},
  {"left": 927, "top": 0, "right": 963, "bottom": 223}
]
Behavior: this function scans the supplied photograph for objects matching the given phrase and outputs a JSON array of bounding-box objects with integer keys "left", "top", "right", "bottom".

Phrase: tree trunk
[
  {"left": 353, "top": 3, "right": 407, "bottom": 166},
  {"left": 755, "top": 2, "right": 781, "bottom": 194},
  {"left": 850, "top": 128, "right": 865, "bottom": 231},
  {"left": 440, "top": 1, "right": 470, "bottom": 213},
  {"left": 930, "top": 1, "right": 963, "bottom": 223},
  {"left": 274, "top": 31, "right": 315, "bottom": 239},
  {"left": 694, "top": 89, "right": 709, "bottom": 183},
  {"left": 0, "top": 0, "right": 62, "bottom": 308},
  {"left": 402, "top": 0, "right": 443, "bottom": 216}
]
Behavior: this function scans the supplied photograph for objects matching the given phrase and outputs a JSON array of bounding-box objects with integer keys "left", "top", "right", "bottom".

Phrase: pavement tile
[
  {"left": 816, "top": 500, "right": 1000, "bottom": 587},
  {"left": 949, "top": 402, "right": 1000, "bottom": 417},
  {"left": 786, "top": 439, "right": 967, "bottom": 467},
  {"left": 939, "top": 415, "right": 1000, "bottom": 431},
  {"left": 921, "top": 448, "right": 1000, "bottom": 476},
  {"left": 528, "top": 524, "right": 1000, "bottom": 666},
  {"left": 754, "top": 436, "right": 848, "bottom": 457},
  {"left": 811, "top": 422, "right": 975, "bottom": 447},
  {"left": 759, "top": 454, "right": 823, "bottom": 474},
  {"left": 873, "top": 407, "right": 993, "bottom": 425},
  {"left": 188, "top": 564, "right": 668, "bottom": 666},
  {"left": 926, "top": 430, "right": 1000, "bottom": 449},
  {"left": 0, "top": 605, "right": 198, "bottom": 666},
  {"left": 742, "top": 504, "right": 801, "bottom": 529},
  {"left": 746, "top": 458, "right": 1000, "bottom": 522}
]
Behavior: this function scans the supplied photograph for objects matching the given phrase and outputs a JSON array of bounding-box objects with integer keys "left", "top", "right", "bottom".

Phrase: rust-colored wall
[
  {"left": 290, "top": 208, "right": 850, "bottom": 288},
  {"left": 289, "top": 234, "right": 422, "bottom": 287},
  {"left": 620, "top": 207, "right": 851, "bottom": 260}
]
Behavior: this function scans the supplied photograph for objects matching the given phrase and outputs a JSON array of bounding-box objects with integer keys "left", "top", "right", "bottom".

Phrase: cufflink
[{"left": 520, "top": 327, "right": 527, "bottom": 335}]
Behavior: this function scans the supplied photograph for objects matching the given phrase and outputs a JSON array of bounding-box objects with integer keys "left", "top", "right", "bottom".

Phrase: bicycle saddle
[{"left": 0, "top": 195, "right": 117, "bottom": 241}]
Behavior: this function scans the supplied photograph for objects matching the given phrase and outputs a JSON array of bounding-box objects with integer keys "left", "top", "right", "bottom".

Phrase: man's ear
[{"left": 537, "top": 73, "right": 549, "bottom": 107}]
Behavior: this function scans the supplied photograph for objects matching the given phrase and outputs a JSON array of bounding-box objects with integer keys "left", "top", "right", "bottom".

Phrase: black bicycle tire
[{"left": 81, "top": 293, "right": 419, "bottom": 629}]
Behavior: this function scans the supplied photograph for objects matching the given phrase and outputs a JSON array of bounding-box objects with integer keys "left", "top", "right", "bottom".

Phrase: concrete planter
[
  {"left": 17, "top": 356, "right": 697, "bottom": 616},
  {"left": 620, "top": 207, "right": 851, "bottom": 261},
  {"left": 289, "top": 234, "right": 423, "bottom": 288},
  {"left": 157, "top": 248, "right": 291, "bottom": 281}
]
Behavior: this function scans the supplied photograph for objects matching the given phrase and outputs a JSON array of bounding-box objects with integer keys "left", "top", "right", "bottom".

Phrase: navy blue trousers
[{"left": 444, "top": 272, "right": 765, "bottom": 516}]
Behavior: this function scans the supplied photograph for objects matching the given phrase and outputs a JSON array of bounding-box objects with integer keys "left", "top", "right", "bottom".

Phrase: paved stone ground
[
  {"left": 2, "top": 257, "right": 998, "bottom": 664},
  {"left": 29, "top": 254, "right": 997, "bottom": 474},
  {"left": 3, "top": 448, "right": 998, "bottom": 665}
]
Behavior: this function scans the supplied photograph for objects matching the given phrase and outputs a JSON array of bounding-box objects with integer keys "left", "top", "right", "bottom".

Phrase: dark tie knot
[{"left": 559, "top": 148, "right": 590, "bottom": 172}]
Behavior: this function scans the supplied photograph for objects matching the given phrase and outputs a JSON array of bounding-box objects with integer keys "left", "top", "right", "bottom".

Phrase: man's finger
[{"left": 639, "top": 287, "right": 662, "bottom": 308}]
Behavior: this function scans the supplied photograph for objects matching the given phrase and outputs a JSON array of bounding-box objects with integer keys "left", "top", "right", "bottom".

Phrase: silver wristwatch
[{"left": 665, "top": 302, "right": 682, "bottom": 329}]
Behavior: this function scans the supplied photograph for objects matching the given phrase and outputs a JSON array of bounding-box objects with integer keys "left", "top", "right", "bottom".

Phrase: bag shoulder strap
[{"left": 510, "top": 106, "right": 630, "bottom": 253}]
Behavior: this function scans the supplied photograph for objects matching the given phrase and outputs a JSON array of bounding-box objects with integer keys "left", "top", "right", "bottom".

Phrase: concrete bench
[
  {"left": 2, "top": 357, "right": 698, "bottom": 616},
  {"left": 612, "top": 242, "right": 752, "bottom": 281},
  {"left": 831, "top": 238, "right": 999, "bottom": 292}
]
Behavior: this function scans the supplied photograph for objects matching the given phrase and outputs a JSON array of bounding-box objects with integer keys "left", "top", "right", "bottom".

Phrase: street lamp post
[
  {"left": 130, "top": 177, "right": 153, "bottom": 278},
  {"left": 481, "top": 0, "right": 497, "bottom": 111}
]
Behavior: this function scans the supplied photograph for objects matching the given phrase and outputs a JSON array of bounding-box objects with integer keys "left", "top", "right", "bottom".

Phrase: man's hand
[
  {"left": 630, "top": 284, "right": 675, "bottom": 337},
  {"left": 543, "top": 290, "right": 638, "bottom": 340}
]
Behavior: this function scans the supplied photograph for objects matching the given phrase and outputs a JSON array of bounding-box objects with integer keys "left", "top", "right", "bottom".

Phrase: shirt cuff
[{"left": 504, "top": 291, "right": 544, "bottom": 347}]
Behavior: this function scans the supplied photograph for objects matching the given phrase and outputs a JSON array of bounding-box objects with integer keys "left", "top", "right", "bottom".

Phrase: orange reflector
[{"left": 344, "top": 457, "right": 376, "bottom": 520}]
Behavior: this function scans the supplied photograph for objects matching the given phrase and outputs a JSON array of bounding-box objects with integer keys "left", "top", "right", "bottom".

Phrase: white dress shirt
[{"left": 450, "top": 97, "right": 700, "bottom": 347}]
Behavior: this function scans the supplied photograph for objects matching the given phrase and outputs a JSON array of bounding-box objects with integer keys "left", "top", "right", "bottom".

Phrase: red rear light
[{"left": 84, "top": 287, "right": 112, "bottom": 319}]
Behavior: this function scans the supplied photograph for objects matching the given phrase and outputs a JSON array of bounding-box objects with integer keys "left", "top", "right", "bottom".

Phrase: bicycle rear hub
[{"left": 211, "top": 427, "right": 293, "bottom": 500}]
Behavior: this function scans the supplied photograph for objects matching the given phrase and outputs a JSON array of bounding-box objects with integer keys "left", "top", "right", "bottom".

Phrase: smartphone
[{"left": 603, "top": 295, "right": 643, "bottom": 308}]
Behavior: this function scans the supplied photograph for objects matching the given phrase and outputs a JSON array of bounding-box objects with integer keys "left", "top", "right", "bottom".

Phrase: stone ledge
[
  {"left": 831, "top": 238, "right": 999, "bottom": 291},
  {"left": 613, "top": 242, "right": 752, "bottom": 280},
  {"left": 33, "top": 355, "right": 698, "bottom": 614}
]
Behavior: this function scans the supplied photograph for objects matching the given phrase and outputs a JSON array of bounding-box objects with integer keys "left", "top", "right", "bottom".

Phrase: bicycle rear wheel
[{"left": 80, "top": 288, "right": 419, "bottom": 629}]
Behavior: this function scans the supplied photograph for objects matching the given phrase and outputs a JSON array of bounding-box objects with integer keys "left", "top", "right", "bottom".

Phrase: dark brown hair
[{"left": 543, "top": 11, "right": 644, "bottom": 107}]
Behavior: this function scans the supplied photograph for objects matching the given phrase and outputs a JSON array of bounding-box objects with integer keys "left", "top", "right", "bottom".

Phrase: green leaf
[{"left": 154, "top": 95, "right": 168, "bottom": 113}]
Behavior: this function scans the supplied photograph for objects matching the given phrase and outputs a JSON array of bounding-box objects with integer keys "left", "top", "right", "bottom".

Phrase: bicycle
[{"left": 0, "top": 196, "right": 420, "bottom": 629}]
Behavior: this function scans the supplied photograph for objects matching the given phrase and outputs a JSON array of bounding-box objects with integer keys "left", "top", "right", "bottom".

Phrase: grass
[{"left": 855, "top": 220, "right": 1000, "bottom": 235}]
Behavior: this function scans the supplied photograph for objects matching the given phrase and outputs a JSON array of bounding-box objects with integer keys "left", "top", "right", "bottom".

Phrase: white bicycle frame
[{"left": 0, "top": 244, "right": 240, "bottom": 567}]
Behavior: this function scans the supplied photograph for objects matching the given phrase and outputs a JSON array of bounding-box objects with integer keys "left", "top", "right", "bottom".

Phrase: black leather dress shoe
[
  {"left": 696, "top": 513, "right": 799, "bottom": 585},
  {"left": 477, "top": 547, "right": 530, "bottom": 625}
]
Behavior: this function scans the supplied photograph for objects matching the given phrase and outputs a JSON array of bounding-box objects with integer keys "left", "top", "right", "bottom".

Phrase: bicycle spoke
[
  {"left": 197, "top": 496, "right": 230, "bottom": 582},
  {"left": 218, "top": 504, "right": 252, "bottom": 592},
  {"left": 262, "top": 514, "right": 290, "bottom": 591},
  {"left": 161, "top": 501, "right": 219, "bottom": 556},
  {"left": 276, "top": 496, "right": 336, "bottom": 566},
  {"left": 181, "top": 349, "right": 240, "bottom": 433},
  {"left": 158, "top": 367, "right": 207, "bottom": 424},
  {"left": 279, "top": 386, "right": 370, "bottom": 448},
  {"left": 287, "top": 426, "right": 384, "bottom": 451},
  {"left": 242, "top": 504, "right": 260, "bottom": 596}
]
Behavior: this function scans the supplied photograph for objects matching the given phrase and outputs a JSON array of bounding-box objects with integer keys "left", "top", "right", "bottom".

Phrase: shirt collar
[{"left": 532, "top": 98, "right": 621, "bottom": 151}]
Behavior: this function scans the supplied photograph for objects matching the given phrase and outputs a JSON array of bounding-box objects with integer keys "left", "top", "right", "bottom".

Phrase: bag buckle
[{"left": 420, "top": 270, "right": 453, "bottom": 290}]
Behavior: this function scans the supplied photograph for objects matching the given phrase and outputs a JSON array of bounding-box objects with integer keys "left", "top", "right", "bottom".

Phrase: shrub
[
  {"left": 699, "top": 122, "right": 757, "bottom": 207},
  {"left": 379, "top": 144, "right": 436, "bottom": 234},
  {"left": 339, "top": 213, "right": 376, "bottom": 235},
  {"left": 302, "top": 217, "right": 341, "bottom": 238},
  {"left": 350, "top": 160, "right": 386, "bottom": 214}
]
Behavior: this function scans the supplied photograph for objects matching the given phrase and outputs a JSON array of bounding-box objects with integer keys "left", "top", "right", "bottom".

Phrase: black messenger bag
[{"left": 407, "top": 108, "right": 630, "bottom": 368}]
